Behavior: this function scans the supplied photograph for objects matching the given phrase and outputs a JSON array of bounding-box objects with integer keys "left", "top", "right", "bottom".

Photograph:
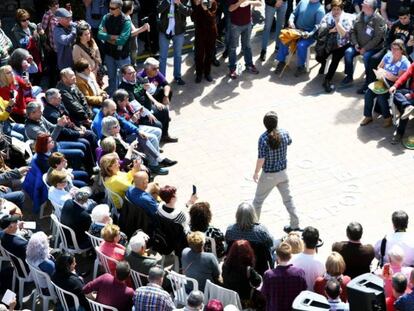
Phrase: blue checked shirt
[
  {"left": 134, "top": 283, "right": 175, "bottom": 311},
  {"left": 258, "top": 129, "right": 292, "bottom": 173}
]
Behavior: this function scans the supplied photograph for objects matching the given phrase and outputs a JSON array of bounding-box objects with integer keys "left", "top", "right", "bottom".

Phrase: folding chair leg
[
  {"left": 18, "top": 279, "right": 24, "bottom": 307},
  {"left": 32, "top": 293, "right": 36, "bottom": 311},
  {"left": 11, "top": 271, "right": 16, "bottom": 293},
  {"left": 93, "top": 259, "right": 99, "bottom": 279}
]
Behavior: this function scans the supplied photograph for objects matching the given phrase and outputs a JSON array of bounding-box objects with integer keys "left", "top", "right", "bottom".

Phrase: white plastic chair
[
  {"left": 0, "top": 241, "right": 16, "bottom": 292},
  {"left": 205, "top": 236, "right": 217, "bottom": 258},
  {"left": 85, "top": 231, "right": 103, "bottom": 279},
  {"left": 167, "top": 270, "right": 199, "bottom": 307},
  {"left": 87, "top": 297, "right": 118, "bottom": 311},
  {"left": 3, "top": 249, "right": 34, "bottom": 306},
  {"left": 203, "top": 279, "right": 243, "bottom": 309},
  {"left": 51, "top": 281, "right": 80, "bottom": 311},
  {"left": 39, "top": 173, "right": 51, "bottom": 219},
  {"left": 50, "top": 214, "right": 91, "bottom": 255},
  {"left": 26, "top": 261, "right": 57, "bottom": 311},
  {"left": 130, "top": 268, "right": 148, "bottom": 289},
  {"left": 94, "top": 246, "right": 119, "bottom": 275}
]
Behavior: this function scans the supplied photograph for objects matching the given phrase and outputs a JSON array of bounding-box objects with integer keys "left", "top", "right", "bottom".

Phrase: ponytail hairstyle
[{"left": 263, "top": 111, "right": 281, "bottom": 149}]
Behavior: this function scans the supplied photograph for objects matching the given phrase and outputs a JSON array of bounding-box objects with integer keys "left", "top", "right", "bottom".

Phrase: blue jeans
[
  {"left": 344, "top": 46, "right": 377, "bottom": 79},
  {"left": 2, "top": 122, "right": 26, "bottom": 141},
  {"left": 229, "top": 23, "right": 253, "bottom": 70},
  {"left": 72, "top": 170, "right": 90, "bottom": 188},
  {"left": 276, "top": 37, "right": 314, "bottom": 66},
  {"left": 0, "top": 188, "right": 25, "bottom": 207},
  {"left": 125, "top": 126, "right": 162, "bottom": 167},
  {"left": 105, "top": 55, "right": 131, "bottom": 96},
  {"left": 159, "top": 33, "right": 185, "bottom": 79},
  {"left": 363, "top": 89, "right": 391, "bottom": 118},
  {"left": 261, "top": 2, "right": 287, "bottom": 51},
  {"left": 57, "top": 141, "right": 86, "bottom": 171}
]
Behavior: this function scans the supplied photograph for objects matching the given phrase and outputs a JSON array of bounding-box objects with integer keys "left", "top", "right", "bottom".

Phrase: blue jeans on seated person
[
  {"left": 229, "top": 23, "right": 253, "bottom": 70},
  {"left": 2, "top": 122, "right": 26, "bottom": 141},
  {"left": 344, "top": 47, "right": 380, "bottom": 83},
  {"left": 394, "top": 89, "right": 414, "bottom": 136},
  {"left": 72, "top": 170, "right": 90, "bottom": 188},
  {"left": 0, "top": 188, "right": 25, "bottom": 208},
  {"left": 276, "top": 37, "right": 314, "bottom": 67},
  {"left": 125, "top": 126, "right": 162, "bottom": 167},
  {"left": 363, "top": 89, "right": 391, "bottom": 118}
]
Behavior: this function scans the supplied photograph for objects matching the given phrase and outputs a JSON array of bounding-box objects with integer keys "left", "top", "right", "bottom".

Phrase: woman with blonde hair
[
  {"left": 0, "top": 64, "right": 34, "bottom": 124},
  {"left": 314, "top": 251, "right": 351, "bottom": 301},
  {"left": 283, "top": 231, "right": 304, "bottom": 255},
  {"left": 98, "top": 223, "right": 125, "bottom": 275},
  {"left": 99, "top": 152, "right": 142, "bottom": 209}
]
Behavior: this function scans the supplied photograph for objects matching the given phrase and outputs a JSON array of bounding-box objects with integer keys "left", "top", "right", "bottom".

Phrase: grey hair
[
  {"left": 26, "top": 101, "right": 42, "bottom": 116},
  {"left": 60, "top": 67, "right": 74, "bottom": 78},
  {"left": 236, "top": 202, "right": 257, "bottom": 230},
  {"left": 110, "top": 0, "right": 123, "bottom": 8},
  {"left": 363, "top": 0, "right": 376, "bottom": 8},
  {"left": 101, "top": 116, "right": 119, "bottom": 137},
  {"left": 144, "top": 57, "right": 159, "bottom": 69},
  {"left": 45, "top": 88, "right": 60, "bottom": 102},
  {"left": 91, "top": 204, "right": 111, "bottom": 223},
  {"left": 148, "top": 266, "right": 165, "bottom": 283},
  {"left": 112, "top": 89, "right": 129, "bottom": 104},
  {"left": 102, "top": 98, "right": 116, "bottom": 110},
  {"left": 187, "top": 290, "right": 204, "bottom": 308},
  {"left": 26, "top": 231, "right": 50, "bottom": 265}
]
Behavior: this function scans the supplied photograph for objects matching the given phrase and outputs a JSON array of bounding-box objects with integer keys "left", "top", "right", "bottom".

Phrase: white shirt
[
  {"left": 289, "top": 252, "right": 326, "bottom": 290},
  {"left": 374, "top": 232, "right": 414, "bottom": 266}
]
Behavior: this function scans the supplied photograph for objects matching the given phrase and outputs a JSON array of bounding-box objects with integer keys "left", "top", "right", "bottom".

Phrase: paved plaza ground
[{"left": 158, "top": 30, "right": 414, "bottom": 259}]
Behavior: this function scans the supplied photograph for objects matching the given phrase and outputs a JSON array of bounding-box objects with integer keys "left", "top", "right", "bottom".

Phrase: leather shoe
[
  {"left": 383, "top": 117, "right": 392, "bottom": 128},
  {"left": 161, "top": 135, "right": 178, "bottom": 143},
  {"left": 205, "top": 75, "right": 213, "bottom": 82},
  {"left": 212, "top": 58, "right": 220, "bottom": 67},
  {"left": 149, "top": 165, "right": 169, "bottom": 175},
  {"left": 195, "top": 75, "right": 202, "bottom": 83},
  {"left": 360, "top": 117, "right": 373, "bottom": 126},
  {"left": 159, "top": 158, "right": 177, "bottom": 167},
  {"left": 283, "top": 225, "right": 303, "bottom": 234}
]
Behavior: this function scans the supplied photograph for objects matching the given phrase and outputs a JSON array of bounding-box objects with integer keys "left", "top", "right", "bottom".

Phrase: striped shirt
[
  {"left": 258, "top": 129, "right": 292, "bottom": 173},
  {"left": 0, "top": 29, "right": 13, "bottom": 65},
  {"left": 134, "top": 283, "right": 175, "bottom": 311},
  {"left": 156, "top": 204, "right": 188, "bottom": 228}
]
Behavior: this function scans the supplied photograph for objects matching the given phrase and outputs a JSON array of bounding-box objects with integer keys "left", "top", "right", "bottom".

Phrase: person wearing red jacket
[
  {"left": 389, "top": 62, "right": 414, "bottom": 144},
  {"left": 0, "top": 65, "right": 34, "bottom": 124}
]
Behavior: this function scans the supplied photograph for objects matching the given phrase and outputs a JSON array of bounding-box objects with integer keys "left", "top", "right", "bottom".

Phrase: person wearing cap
[
  {"left": 133, "top": 266, "right": 175, "bottom": 311},
  {"left": 98, "top": 0, "right": 132, "bottom": 95},
  {"left": 83, "top": 261, "right": 135, "bottom": 311},
  {"left": 289, "top": 226, "right": 325, "bottom": 290},
  {"left": 60, "top": 187, "right": 93, "bottom": 249},
  {"left": 252, "top": 111, "right": 300, "bottom": 233},
  {"left": 53, "top": 7, "right": 77, "bottom": 70},
  {"left": 0, "top": 214, "right": 28, "bottom": 264},
  {"left": 175, "top": 290, "right": 204, "bottom": 311},
  {"left": 125, "top": 230, "right": 163, "bottom": 277}
]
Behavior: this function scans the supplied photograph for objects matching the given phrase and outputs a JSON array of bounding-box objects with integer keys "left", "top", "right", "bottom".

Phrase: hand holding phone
[{"left": 192, "top": 185, "right": 197, "bottom": 195}]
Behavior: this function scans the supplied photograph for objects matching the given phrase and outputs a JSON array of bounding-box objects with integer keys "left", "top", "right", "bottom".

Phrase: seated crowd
[{"left": 1, "top": 0, "right": 414, "bottom": 310}]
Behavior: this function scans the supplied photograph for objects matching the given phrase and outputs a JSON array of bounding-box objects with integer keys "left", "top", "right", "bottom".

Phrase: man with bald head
[{"left": 126, "top": 171, "right": 159, "bottom": 216}]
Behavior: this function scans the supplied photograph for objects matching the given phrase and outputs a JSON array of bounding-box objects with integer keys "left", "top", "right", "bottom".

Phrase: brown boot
[
  {"left": 360, "top": 117, "right": 373, "bottom": 126},
  {"left": 383, "top": 117, "right": 392, "bottom": 128}
]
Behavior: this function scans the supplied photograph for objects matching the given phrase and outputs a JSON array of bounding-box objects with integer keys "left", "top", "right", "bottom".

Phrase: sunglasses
[
  {"left": 20, "top": 19, "right": 29, "bottom": 22},
  {"left": 109, "top": 6, "right": 118, "bottom": 10}
]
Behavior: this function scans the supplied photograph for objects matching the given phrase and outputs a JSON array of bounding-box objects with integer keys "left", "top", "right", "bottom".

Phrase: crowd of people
[{"left": 0, "top": 0, "right": 413, "bottom": 310}]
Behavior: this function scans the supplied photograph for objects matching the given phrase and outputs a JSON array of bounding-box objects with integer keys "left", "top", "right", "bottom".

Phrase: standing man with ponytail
[{"left": 252, "top": 111, "right": 301, "bottom": 233}]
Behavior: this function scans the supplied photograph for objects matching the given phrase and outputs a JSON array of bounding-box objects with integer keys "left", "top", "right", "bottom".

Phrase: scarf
[{"left": 166, "top": 0, "right": 175, "bottom": 35}]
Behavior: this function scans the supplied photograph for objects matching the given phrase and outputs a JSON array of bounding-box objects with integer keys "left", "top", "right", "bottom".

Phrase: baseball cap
[
  {"left": 55, "top": 8, "right": 72, "bottom": 18},
  {"left": 0, "top": 214, "right": 20, "bottom": 229}
]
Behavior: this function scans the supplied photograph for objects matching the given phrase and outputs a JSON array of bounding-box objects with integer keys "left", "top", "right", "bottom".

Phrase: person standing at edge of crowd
[{"left": 252, "top": 111, "right": 301, "bottom": 234}]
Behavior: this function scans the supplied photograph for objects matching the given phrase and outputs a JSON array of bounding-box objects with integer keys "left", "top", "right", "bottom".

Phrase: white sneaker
[{"left": 401, "top": 105, "right": 414, "bottom": 120}]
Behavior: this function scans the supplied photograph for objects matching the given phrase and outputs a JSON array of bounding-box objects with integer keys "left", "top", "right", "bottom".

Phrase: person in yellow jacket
[
  {"left": 0, "top": 95, "right": 25, "bottom": 141},
  {"left": 100, "top": 152, "right": 145, "bottom": 210}
]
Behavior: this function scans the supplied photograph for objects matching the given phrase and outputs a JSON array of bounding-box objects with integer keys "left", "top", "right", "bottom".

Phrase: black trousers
[
  {"left": 140, "top": 104, "right": 170, "bottom": 137},
  {"left": 316, "top": 45, "right": 349, "bottom": 81}
]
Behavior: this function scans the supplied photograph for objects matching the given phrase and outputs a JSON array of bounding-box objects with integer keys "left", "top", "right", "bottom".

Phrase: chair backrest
[
  {"left": 119, "top": 196, "right": 152, "bottom": 239},
  {"left": 87, "top": 298, "right": 118, "bottom": 311},
  {"left": 203, "top": 279, "right": 242, "bottom": 309},
  {"left": 51, "top": 281, "right": 80, "bottom": 311},
  {"left": 103, "top": 182, "right": 123, "bottom": 211},
  {"left": 0, "top": 240, "right": 10, "bottom": 261},
  {"left": 130, "top": 268, "right": 148, "bottom": 289},
  {"left": 42, "top": 173, "right": 50, "bottom": 190},
  {"left": 167, "top": 270, "right": 199, "bottom": 307},
  {"left": 26, "top": 260, "right": 57, "bottom": 301},
  {"left": 3, "top": 248, "right": 30, "bottom": 279},
  {"left": 205, "top": 236, "right": 217, "bottom": 258},
  {"left": 84, "top": 231, "right": 104, "bottom": 248},
  {"left": 94, "top": 246, "right": 119, "bottom": 275},
  {"left": 50, "top": 214, "right": 82, "bottom": 253}
]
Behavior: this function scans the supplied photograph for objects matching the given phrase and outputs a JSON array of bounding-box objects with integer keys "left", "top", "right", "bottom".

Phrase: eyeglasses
[
  {"left": 48, "top": 140, "right": 55, "bottom": 144},
  {"left": 20, "top": 19, "right": 29, "bottom": 22},
  {"left": 5, "top": 71, "right": 13, "bottom": 75},
  {"left": 126, "top": 71, "right": 136, "bottom": 75},
  {"left": 111, "top": 124, "right": 120, "bottom": 129},
  {"left": 109, "top": 6, "right": 118, "bottom": 10}
]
